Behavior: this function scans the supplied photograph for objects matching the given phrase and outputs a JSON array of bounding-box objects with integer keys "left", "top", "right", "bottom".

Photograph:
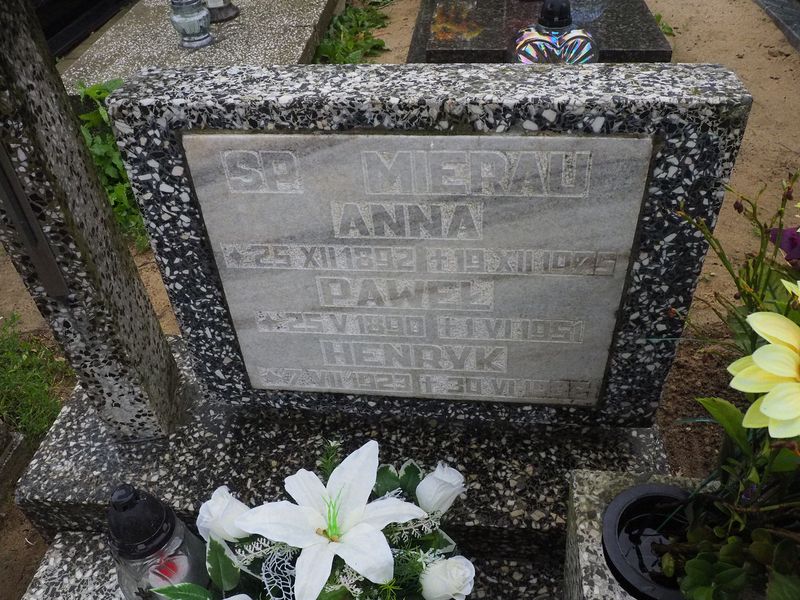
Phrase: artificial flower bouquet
[{"left": 155, "top": 441, "right": 475, "bottom": 600}]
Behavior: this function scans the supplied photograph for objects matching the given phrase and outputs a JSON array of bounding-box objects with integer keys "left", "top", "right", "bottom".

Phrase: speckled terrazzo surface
[
  {"left": 107, "top": 63, "right": 750, "bottom": 434},
  {"left": 564, "top": 470, "right": 697, "bottom": 600},
  {"left": 16, "top": 368, "right": 668, "bottom": 557},
  {"left": 20, "top": 531, "right": 562, "bottom": 600},
  {"left": 0, "top": 0, "right": 183, "bottom": 439},
  {"left": 60, "top": 0, "right": 338, "bottom": 91}
]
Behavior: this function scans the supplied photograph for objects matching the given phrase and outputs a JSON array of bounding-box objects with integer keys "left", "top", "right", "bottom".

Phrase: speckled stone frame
[
  {"left": 109, "top": 63, "right": 751, "bottom": 430},
  {"left": 0, "top": 0, "right": 186, "bottom": 439}
]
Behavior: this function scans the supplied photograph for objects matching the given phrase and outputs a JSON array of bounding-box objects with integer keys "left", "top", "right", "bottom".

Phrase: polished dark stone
[
  {"left": 411, "top": 0, "right": 673, "bottom": 63},
  {"left": 754, "top": 0, "right": 800, "bottom": 51}
]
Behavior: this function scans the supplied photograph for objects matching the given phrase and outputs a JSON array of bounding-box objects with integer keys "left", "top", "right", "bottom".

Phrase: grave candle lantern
[
  {"left": 206, "top": 0, "right": 240, "bottom": 23},
  {"left": 514, "top": 0, "right": 597, "bottom": 64},
  {"left": 107, "top": 484, "right": 209, "bottom": 600},
  {"left": 169, "top": 0, "right": 214, "bottom": 49}
]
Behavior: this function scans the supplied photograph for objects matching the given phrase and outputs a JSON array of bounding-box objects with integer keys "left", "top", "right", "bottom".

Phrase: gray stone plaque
[{"left": 183, "top": 133, "right": 652, "bottom": 405}]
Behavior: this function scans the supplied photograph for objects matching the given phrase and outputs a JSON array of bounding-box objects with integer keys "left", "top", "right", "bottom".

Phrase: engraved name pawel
[{"left": 183, "top": 133, "right": 652, "bottom": 405}]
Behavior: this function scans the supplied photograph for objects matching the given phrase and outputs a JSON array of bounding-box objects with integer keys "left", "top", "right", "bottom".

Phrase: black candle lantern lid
[
  {"left": 107, "top": 484, "right": 177, "bottom": 560},
  {"left": 540, "top": 0, "right": 572, "bottom": 28}
]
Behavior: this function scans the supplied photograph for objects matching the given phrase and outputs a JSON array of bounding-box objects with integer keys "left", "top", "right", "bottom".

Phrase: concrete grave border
[{"left": 109, "top": 63, "right": 750, "bottom": 430}]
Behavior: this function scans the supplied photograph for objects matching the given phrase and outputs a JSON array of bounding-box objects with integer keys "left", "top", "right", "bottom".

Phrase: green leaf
[
  {"left": 772, "top": 540, "right": 797, "bottom": 575},
  {"left": 151, "top": 583, "right": 213, "bottom": 600},
  {"left": 692, "top": 586, "right": 714, "bottom": 600},
  {"left": 719, "top": 538, "right": 745, "bottom": 565},
  {"left": 697, "top": 397, "right": 751, "bottom": 456},
  {"left": 767, "top": 570, "right": 800, "bottom": 600},
  {"left": 714, "top": 567, "right": 747, "bottom": 591},
  {"left": 374, "top": 464, "right": 401, "bottom": 497},
  {"left": 399, "top": 460, "right": 423, "bottom": 497},
  {"left": 750, "top": 540, "right": 775, "bottom": 565},
  {"left": 317, "top": 586, "right": 354, "bottom": 600},
  {"left": 771, "top": 448, "right": 800, "bottom": 472},
  {"left": 206, "top": 537, "right": 240, "bottom": 591},
  {"left": 686, "top": 558, "right": 714, "bottom": 584}
]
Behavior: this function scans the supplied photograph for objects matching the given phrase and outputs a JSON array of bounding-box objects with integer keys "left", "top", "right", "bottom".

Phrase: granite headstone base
[
  {"left": 21, "top": 531, "right": 562, "bottom": 600},
  {"left": 17, "top": 343, "right": 667, "bottom": 558},
  {"left": 409, "top": 0, "right": 672, "bottom": 63}
]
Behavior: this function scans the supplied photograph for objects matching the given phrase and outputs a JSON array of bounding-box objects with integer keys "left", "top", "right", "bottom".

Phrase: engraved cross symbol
[
  {"left": 226, "top": 246, "right": 244, "bottom": 268},
  {"left": 428, "top": 248, "right": 448, "bottom": 271}
]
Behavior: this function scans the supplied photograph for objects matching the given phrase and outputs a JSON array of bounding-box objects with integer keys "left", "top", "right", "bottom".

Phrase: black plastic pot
[{"left": 602, "top": 484, "right": 689, "bottom": 600}]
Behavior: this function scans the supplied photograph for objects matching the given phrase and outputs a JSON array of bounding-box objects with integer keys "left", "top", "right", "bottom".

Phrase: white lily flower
[{"left": 236, "top": 440, "right": 427, "bottom": 600}]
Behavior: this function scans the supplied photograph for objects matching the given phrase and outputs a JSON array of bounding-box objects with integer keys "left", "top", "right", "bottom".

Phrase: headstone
[
  {"left": 410, "top": 0, "right": 673, "bottom": 63},
  {"left": 16, "top": 61, "right": 751, "bottom": 599},
  {"left": 104, "top": 62, "right": 749, "bottom": 430},
  {"left": 0, "top": 0, "right": 187, "bottom": 439},
  {"left": 183, "top": 132, "right": 651, "bottom": 406}
]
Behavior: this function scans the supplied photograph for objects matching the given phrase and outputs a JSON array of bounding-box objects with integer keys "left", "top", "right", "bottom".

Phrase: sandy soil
[
  {"left": 0, "top": 0, "right": 799, "bottom": 596},
  {"left": 0, "top": 445, "right": 46, "bottom": 600},
  {"left": 646, "top": 0, "right": 800, "bottom": 474}
]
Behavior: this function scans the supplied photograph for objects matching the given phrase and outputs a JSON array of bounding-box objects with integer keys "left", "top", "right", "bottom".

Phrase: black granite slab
[
  {"left": 411, "top": 0, "right": 672, "bottom": 63},
  {"left": 753, "top": 0, "right": 800, "bottom": 52}
]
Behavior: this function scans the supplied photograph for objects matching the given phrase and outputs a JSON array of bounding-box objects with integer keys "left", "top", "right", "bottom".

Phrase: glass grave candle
[
  {"left": 108, "top": 484, "right": 209, "bottom": 600},
  {"left": 514, "top": 0, "right": 598, "bottom": 64}
]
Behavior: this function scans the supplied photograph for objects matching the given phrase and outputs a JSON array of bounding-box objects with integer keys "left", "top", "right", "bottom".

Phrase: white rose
[
  {"left": 196, "top": 486, "right": 249, "bottom": 542},
  {"left": 415, "top": 463, "right": 466, "bottom": 514},
  {"left": 420, "top": 557, "right": 475, "bottom": 600},
  {"left": 226, "top": 596, "right": 253, "bottom": 600}
]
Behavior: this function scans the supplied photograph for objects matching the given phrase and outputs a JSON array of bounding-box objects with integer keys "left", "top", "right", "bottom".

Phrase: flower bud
[
  {"left": 733, "top": 199, "right": 744, "bottom": 213},
  {"left": 196, "top": 486, "right": 249, "bottom": 542},
  {"left": 416, "top": 463, "right": 466, "bottom": 515},
  {"left": 420, "top": 557, "right": 475, "bottom": 600}
]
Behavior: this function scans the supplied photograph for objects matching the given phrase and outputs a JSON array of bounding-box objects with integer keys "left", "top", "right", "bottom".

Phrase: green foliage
[
  {"left": 399, "top": 460, "right": 423, "bottom": 496},
  {"left": 696, "top": 398, "right": 751, "bottom": 457},
  {"left": 767, "top": 571, "right": 800, "bottom": 600},
  {"left": 77, "top": 79, "right": 149, "bottom": 251},
  {"left": 318, "top": 586, "right": 354, "bottom": 600},
  {"left": 375, "top": 464, "right": 402, "bottom": 496},
  {"left": 679, "top": 171, "right": 800, "bottom": 355},
  {"left": 654, "top": 13, "right": 675, "bottom": 36},
  {"left": 679, "top": 549, "right": 750, "bottom": 600},
  {"left": 314, "top": 2, "right": 389, "bottom": 64},
  {"left": 319, "top": 439, "right": 343, "bottom": 481},
  {"left": 0, "top": 314, "right": 72, "bottom": 438},
  {"left": 150, "top": 583, "right": 213, "bottom": 600},
  {"left": 667, "top": 171, "right": 800, "bottom": 600},
  {"left": 206, "top": 537, "right": 240, "bottom": 591},
  {"left": 374, "top": 460, "right": 424, "bottom": 499}
]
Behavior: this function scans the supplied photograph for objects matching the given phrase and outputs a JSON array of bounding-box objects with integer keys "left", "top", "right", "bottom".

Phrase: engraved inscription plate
[{"left": 184, "top": 133, "right": 652, "bottom": 405}]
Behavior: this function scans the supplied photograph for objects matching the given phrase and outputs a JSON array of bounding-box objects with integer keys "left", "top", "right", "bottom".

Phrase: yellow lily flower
[
  {"left": 742, "top": 385, "right": 800, "bottom": 438},
  {"left": 730, "top": 313, "right": 800, "bottom": 393},
  {"left": 731, "top": 312, "right": 800, "bottom": 438}
]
